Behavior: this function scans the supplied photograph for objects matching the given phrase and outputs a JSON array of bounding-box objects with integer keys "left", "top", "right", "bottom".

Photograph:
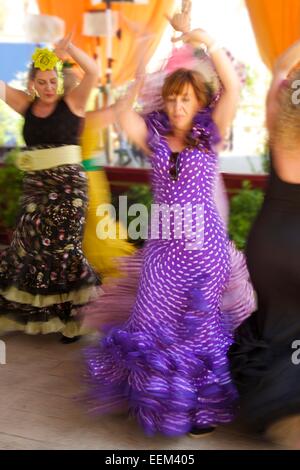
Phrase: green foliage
[
  {"left": 260, "top": 141, "right": 270, "bottom": 174},
  {"left": 0, "top": 101, "right": 24, "bottom": 147},
  {"left": 0, "top": 149, "right": 23, "bottom": 228},
  {"left": 229, "top": 180, "right": 264, "bottom": 250},
  {"left": 112, "top": 184, "right": 152, "bottom": 246},
  {"left": 126, "top": 185, "right": 153, "bottom": 245},
  {"left": 125, "top": 185, "right": 153, "bottom": 213},
  {"left": 244, "top": 64, "right": 259, "bottom": 93}
]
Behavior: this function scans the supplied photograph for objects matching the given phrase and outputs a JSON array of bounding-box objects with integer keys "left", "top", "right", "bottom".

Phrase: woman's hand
[
  {"left": 172, "top": 28, "right": 214, "bottom": 48},
  {"left": 166, "top": 0, "right": 191, "bottom": 33},
  {"left": 60, "top": 31, "right": 98, "bottom": 114},
  {"left": 54, "top": 32, "right": 73, "bottom": 59}
]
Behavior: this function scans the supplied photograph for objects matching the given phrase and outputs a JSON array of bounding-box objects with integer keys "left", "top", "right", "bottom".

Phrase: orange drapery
[
  {"left": 37, "top": 0, "right": 175, "bottom": 85},
  {"left": 246, "top": 0, "right": 300, "bottom": 69}
]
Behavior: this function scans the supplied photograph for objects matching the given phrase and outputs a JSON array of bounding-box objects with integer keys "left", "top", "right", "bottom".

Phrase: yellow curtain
[
  {"left": 246, "top": 0, "right": 300, "bottom": 69},
  {"left": 37, "top": 0, "right": 175, "bottom": 85}
]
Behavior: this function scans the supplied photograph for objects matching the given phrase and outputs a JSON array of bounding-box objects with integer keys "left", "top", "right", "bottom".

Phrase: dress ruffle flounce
[{"left": 84, "top": 325, "right": 238, "bottom": 436}]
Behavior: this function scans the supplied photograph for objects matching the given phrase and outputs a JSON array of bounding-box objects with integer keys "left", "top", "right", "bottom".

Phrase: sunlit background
[{"left": 0, "top": 0, "right": 270, "bottom": 172}]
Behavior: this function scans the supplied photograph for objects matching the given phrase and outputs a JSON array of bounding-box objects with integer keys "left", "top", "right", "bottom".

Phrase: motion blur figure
[{"left": 229, "top": 38, "right": 300, "bottom": 448}]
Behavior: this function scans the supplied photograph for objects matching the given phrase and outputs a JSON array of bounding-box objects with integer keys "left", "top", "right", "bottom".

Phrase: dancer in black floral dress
[{"left": 0, "top": 35, "right": 100, "bottom": 340}]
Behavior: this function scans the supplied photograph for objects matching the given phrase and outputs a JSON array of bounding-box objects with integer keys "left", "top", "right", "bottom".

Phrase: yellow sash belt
[{"left": 16, "top": 145, "right": 82, "bottom": 172}]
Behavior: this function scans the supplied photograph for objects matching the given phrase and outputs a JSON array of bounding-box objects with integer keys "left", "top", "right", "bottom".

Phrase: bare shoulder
[
  {"left": 62, "top": 96, "right": 85, "bottom": 117},
  {"left": 4, "top": 84, "right": 31, "bottom": 115}
]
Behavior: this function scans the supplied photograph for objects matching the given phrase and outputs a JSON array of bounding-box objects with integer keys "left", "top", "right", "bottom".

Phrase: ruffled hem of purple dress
[{"left": 83, "top": 325, "right": 238, "bottom": 436}]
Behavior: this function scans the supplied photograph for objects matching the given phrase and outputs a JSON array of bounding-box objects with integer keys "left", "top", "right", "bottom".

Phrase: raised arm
[
  {"left": 0, "top": 80, "right": 31, "bottom": 115},
  {"left": 112, "top": 34, "right": 153, "bottom": 154},
  {"left": 55, "top": 34, "right": 99, "bottom": 115},
  {"left": 174, "top": 28, "right": 241, "bottom": 140},
  {"left": 266, "top": 39, "right": 300, "bottom": 130},
  {"left": 114, "top": 76, "right": 149, "bottom": 154},
  {"left": 204, "top": 32, "right": 241, "bottom": 140}
]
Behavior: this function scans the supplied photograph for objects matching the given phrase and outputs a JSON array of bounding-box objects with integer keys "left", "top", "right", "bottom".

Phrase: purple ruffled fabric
[
  {"left": 144, "top": 108, "right": 221, "bottom": 154},
  {"left": 84, "top": 325, "right": 238, "bottom": 436}
]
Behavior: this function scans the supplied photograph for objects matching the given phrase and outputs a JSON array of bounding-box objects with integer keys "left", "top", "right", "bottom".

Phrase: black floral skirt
[{"left": 0, "top": 164, "right": 101, "bottom": 337}]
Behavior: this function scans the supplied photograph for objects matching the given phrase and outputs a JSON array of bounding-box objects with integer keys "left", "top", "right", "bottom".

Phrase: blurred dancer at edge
[{"left": 229, "top": 38, "right": 300, "bottom": 449}]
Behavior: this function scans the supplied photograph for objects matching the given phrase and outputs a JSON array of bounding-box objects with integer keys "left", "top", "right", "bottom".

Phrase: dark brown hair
[{"left": 162, "top": 68, "right": 209, "bottom": 108}]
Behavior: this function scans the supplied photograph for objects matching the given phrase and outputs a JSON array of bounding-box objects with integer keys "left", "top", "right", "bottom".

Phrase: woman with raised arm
[
  {"left": 82, "top": 6, "right": 254, "bottom": 335},
  {"left": 229, "top": 40, "right": 300, "bottom": 447},
  {"left": 0, "top": 35, "right": 101, "bottom": 342},
  {"left": 83, "top": 14, "right": 252, "bottom": 435}
]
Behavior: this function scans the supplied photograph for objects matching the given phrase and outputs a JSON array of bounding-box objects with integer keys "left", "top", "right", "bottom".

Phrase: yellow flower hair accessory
[{"left": 31, "top": 48, "right": 61, "bottom": 72}]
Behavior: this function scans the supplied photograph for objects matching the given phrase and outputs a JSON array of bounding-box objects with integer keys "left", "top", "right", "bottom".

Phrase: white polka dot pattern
[{"left": 84, "top": 110, "right": 241, "bottom": 436}]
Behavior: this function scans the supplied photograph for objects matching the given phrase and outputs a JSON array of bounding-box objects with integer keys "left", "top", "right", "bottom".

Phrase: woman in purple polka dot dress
[{"left": 84, "top": 28, "right": 252, "bottom": 437}]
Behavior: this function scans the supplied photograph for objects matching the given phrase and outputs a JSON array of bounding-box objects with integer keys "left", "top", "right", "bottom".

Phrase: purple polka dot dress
[{"left": 84, "top": 109, "right": 240, "bottom": 436}]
